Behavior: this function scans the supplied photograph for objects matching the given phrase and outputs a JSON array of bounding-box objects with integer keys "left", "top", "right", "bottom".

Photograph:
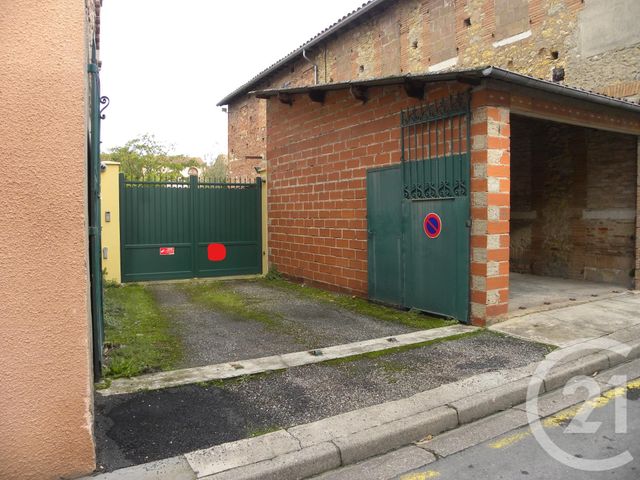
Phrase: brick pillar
[{"left": 469, "top": 91, "right": 511, "bottom": 326}]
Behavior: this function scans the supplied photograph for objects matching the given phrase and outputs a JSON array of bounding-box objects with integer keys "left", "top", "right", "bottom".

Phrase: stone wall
[
  {"left": 226, "top": 0, "right": 640, "bottom": 174},
  {"left": 510, "top": 115, "right": 638, "bottom": 287}
]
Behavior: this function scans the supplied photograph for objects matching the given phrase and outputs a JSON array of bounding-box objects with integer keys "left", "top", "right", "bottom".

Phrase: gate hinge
[
  {"left": 89, "top": 226, "right": 99, "bottom": 236},
  {"left": 88, "top": 63, "right": 99, "bottom": 73},
  {"left": 466, "top": 219, "right": 472, "bottom": 228}
]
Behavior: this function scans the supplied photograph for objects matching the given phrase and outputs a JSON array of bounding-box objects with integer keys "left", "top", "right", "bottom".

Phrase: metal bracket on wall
[
  {"left": 100, "top": 96, "right": 110, "bottom": 119},
  {"left": 350, "top": 85, "right": 369, "bottom": 103},
  {"left": 279, "top": 93, "right": 294, "bottom": 106},
  {"left": 308, "top": 90, "right": 326, "bottom": 104}
]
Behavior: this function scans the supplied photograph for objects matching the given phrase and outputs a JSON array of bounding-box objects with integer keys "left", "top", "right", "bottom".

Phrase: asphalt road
[
  {"left": 395, "top": 381, "right": 640, "bottom": 480},
  {"left": 95, "top": 332, "right": 548, "bottom": 472}
]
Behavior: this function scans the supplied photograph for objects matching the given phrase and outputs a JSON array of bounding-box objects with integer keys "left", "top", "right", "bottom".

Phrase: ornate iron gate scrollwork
[{"left": 400, "top": 92, "right": 471, "bottom": 200}]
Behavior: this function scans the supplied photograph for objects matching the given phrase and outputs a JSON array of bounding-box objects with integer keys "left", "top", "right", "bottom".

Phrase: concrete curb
[
  {"left": 99, "top": 325, "right": 478, "bottom": 395},
  {"left": 85, "top": 328, "right": 640, "bottom": 480}
]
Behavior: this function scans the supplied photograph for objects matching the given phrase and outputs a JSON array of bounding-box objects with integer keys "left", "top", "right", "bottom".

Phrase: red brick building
[
  {"left": 219, "top": 0, "right": 640, "bottom": 178},
  {"left": 256, "top": 68, "right": 640, "bottom": 325}
]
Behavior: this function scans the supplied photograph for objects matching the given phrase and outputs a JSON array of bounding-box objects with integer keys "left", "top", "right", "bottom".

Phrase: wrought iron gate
[
  {"left": 120, "top": 175, "right": 263, "bottom": 282},
  {"left": 368, "top": 93, "right": 471, "bottom": 322}
]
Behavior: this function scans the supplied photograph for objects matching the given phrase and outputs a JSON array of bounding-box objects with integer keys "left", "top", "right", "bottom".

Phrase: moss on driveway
[
  {"left": 259, "top": 275, "right": 455, "bottom": 330},
  {"left": 179, "top": 281, "right": 291, "bottom": 334},
  {"left": 101, "top": 276, "right": 456, "bottom": 381},
  {"left": 103, "top": 284, "right": 182, "bottom": 379}
]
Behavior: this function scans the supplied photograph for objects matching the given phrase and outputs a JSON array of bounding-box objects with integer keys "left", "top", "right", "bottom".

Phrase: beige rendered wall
[{"left": 0, "top": 1, "right": 96, "bottom": 479}]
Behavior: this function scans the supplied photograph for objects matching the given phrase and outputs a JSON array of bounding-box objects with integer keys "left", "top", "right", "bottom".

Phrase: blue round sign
[{"left": 423, "top": 213, "right": 442, "bottom": 239}]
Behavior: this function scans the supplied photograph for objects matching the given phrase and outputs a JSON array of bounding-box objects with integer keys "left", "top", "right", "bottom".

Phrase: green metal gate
[
  {"left": 368, "top": 93, "right": 471, "bottom": 322},
  {"left": 88, "top": 41, "right": 106, "bottom": 377},
  {"left": 120, "top": 175, "right": 263, "bottom": 282}
]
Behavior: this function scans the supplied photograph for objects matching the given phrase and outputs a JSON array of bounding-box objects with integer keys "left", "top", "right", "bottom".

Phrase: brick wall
[
  {"left": 510, "top": 115, "right": 638, "bottom": 288},
  {"left": 469, "top": 89, "right": 512, "bottom": 325},
  {"left": 227, "top": 96, "right": 267, "bottom": 179},
  {"left": 266, "top": 84, "right": 439, "bottom": 294},
  {"left": 227, "top": 0, "right": 640, "bottom": 174}
]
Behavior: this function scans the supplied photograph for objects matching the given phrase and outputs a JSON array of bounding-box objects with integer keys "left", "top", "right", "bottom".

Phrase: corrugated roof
[
  {"left": 252, "top": 66, "right": 640, "bottom": 114},
  {"left": 217, "top": 0, "right": 390, "bottom": 106}
]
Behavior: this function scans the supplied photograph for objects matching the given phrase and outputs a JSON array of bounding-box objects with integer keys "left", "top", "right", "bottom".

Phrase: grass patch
[
  {"left": 180, "top": 281, "right": 320, "bottom": 347},
  {"left": 261, "top": 274, "right": 456, "bottom": 330},
  {"left": 180, "top": 281, "right": 290, "bottom": 333},
  {"left": 103, "top": 284, "right": 183, "bottom": 379}
]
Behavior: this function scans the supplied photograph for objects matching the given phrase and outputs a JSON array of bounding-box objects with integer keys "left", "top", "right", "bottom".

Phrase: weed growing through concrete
[{"left": 102, "top": 284, "right": 183, "bottom": 379}]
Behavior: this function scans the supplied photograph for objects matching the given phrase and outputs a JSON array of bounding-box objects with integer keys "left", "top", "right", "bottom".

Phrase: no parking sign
[{"left": 423, "top": 213, "right": 442, "bottom": 239}]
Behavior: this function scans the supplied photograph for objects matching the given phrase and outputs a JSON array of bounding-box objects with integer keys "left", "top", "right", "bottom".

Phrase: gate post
[
  {"left": 469, "top": 90, "right": 511, "bottom": 326},
  {"left": 100, "top": 162, "right": 122, "bottom": 283},
  {"left": 190, "top": 174, "right": 199, "bottom": 277},
  {"left": 258, "top": 176, "right": 268, "bottom": 275}
]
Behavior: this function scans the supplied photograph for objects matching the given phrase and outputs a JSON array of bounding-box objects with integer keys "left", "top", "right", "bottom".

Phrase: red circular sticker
[
  {"left": 423, "top": 213, "right": 442, "bottom": 239},
  {"left": 207, "top": 243, "right": 227, "bottom": 262}
]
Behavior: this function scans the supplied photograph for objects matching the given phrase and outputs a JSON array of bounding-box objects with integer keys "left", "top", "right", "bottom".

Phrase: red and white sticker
[{"left": 159, "top": 247, "right": 175, "bottom": 256}]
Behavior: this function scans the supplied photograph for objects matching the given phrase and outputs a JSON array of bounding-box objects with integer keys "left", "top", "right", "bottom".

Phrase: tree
[
  {"left": 201, "top": 153, "right": 228, "bottom": 181},
  {"left": 102, "top": 134, "right": 202, "bottom": 180}
]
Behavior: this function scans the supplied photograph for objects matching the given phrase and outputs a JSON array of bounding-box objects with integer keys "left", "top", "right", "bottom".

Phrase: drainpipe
[{"left": 302, "top": 48, "right": 319, "bottom": 85}]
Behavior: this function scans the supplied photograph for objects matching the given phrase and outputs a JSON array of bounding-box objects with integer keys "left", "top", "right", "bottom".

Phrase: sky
[{"left": 100, "top": 0, "right": 368, "bottom": 161}]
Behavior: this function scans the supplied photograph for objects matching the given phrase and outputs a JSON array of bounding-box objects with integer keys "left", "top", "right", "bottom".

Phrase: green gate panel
[
  {"left": 404, "top": 197, "right": 469, "bottom": 321},
  {"left": 120, "top": 176, "right": 262, "bottom": 282},
  {"left": 194, "top": 185, "right": 261, "bottom": 278},
  {"left": 367, "top": 166, "right": 403, "bottom": 306},
  {"left": 367, "top": 94, "right": 471, "bottom": 323}
]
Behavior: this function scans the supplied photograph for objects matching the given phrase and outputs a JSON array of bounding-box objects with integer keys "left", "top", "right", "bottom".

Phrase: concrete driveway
[
  {"left": 492, "top": 292, "right": 640, "bottom": 347},
  {"left": 147, "top": 279, "right": 451, "bottom": 369}
]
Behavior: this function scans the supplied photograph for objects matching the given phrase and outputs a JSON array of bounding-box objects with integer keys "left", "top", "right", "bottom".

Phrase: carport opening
[{"left": 508, "top": 114, "right": 637, "bottom": 313}]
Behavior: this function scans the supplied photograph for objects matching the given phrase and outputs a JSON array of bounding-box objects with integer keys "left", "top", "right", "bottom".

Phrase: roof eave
[{"left": 250, "top": 66, "right": 640, "bottom": 115}]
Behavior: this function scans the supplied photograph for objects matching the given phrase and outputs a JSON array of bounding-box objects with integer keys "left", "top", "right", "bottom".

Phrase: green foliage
[
  {"left": 202, "top": 153, "right": 229, "bottom": 182},
  {"left": 102, "top": 134, "right": 203, "bottom": 181},
  {"left": 102, "top": 284, "right": 183, "bottom": 379}
]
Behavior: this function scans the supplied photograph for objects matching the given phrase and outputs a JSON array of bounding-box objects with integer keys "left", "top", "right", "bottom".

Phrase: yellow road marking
[
  {"left": 489, "top": 431, "right": 531, "bottom": 449},
  {"left": 489, "top": 379, "right": 638, "bottom": 449},
  {"left": 401, "top": 472, "right": 441, "bottom": 480}
]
